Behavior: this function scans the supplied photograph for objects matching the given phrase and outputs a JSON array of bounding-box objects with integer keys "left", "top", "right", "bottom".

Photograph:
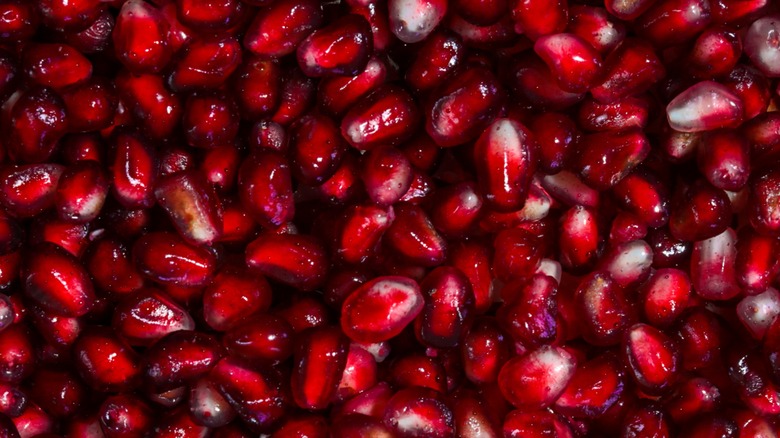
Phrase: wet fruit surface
[{"left": 0, "top": 0, "right": 779, "bottom": 436}]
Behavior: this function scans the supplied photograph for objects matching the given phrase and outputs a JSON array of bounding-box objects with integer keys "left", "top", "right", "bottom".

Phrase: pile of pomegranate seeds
[{"left": 3, "top": 0, "right": 780, "bottom": 436}]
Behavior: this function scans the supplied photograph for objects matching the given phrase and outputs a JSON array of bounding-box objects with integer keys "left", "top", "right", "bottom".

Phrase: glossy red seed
[
  {"left": 243, "top": 0, "right": 323, "bottom": 57},
  {"left": 691, "top": 228, "right": 741, "bottom": 300},
  {"left": 341, "top": 276, "right": 423, "bottom": 343},
  {"left": 142, "top": 331, "right": 221, "bottom": 390},
  {"left": 621, "top": 403, "right": 672, "bottom": 438},
  {"left": 154, "top": 170, "right": 223, "bottom": 245},
  {"left": 336, "top": 204, "right": 394, "bottom": 264},
  {"left": 6, "top": 87, "right": 68, "bottom": 163},
  {"left": 189, "top": 377, "right": 236, "bottom": 428},
  {"left": 576, "top": 271, "right": 633, "bottom": 346},
  {"left": 73, "top": 328, "right": 139, "bottom": 392},
  {"left": 223, "top": 314, "right": 294, "bottom": 363},
  {"left": 473, "top": 118, "right": 537, "bottom": 212},
  {"left": 750, "top": 169, "right": 780, "bottom": 235},
  {"left": 503, "top": 409, "right": 573, "bottom": 438},
  {"left": 736, "top": 228, "right": 780, "bottom": 293},
  {"left": 0, "top": 324, "right": 35, "bottom": 384},
  {"left": 667, "top": 81, "right": 744, "bottom": 132},
  {"left": 498, "top": 345, "right": 576, "bottom": 409},
  {"left": 112, "top": 287, "right": 195, "bottom": 346},
  {"left": 576, "top": 128, "right": 650, "bottom": 190},
  {"left": 383, "top": 387, "right": 454, "bottom": 436},
  {"left": 591, "top": 39, "right": 665, "bottom": 104},
  {"left": 0, "top": 166, "right": 63, "bottom": 215},
  {"left": 37, "top": 0, "right": 102, "bottom": 30},
  {"left": 22, "top": 43, "right": 91, "bottom": 89},
  {"left": 511, "top": 0, "right": 568, "bottom": 40},
  {"left": 23, "top": 242, "right": 94, "bottom": 317},
  {"left": 203, "top": 267, "right": 272, "bottom": 332},
  {"left": 182, "top": 92, "right": 239, "bottom": 149},
  {"left": 290, "top": 113, "right": 347, "bottom": 185},
  {"left": 405, "top": 31, "right": 464, "bottom": 92},
  {"left": 554, "top": 353, "right": 625, "bottom": 418},
  {"left": 63, "top": 8, "right": 114, "bottom": 54},
  {"left": 238, "top": 151, "right": 295, "bottom": 228},
  {"left": 291, "top": 326, "right": 348, "bottom": 410},
  {"left": 640, "top": 268, "right": 692, "bottom": 327},
  {"left": 360, "top": 145, "right": 413, "bottom": 206},
  {"left": 498, "top": 274, "right": 558, "bottom": 347},
  {"left": 414, "top": 266, "right": 474, "bottom": 348},
  {"left": 425, "top": 65, "right": 503, "bottom": 147},
  {"left": 210, "top": 356, "right": 287, "bottom": 432},
  {"left": 0, "top": 1, "right": 38, "bottom": 41},
  {"left": 492, "top": 228, "right": 542, "bottom": 282},
  {"left": 246, "top": 233, "right": 327, "bottom": 291},
  {"left": 669, "top": 180, "right": 732, "bottom": 242},
  {"left": 176, "top": 0, "right": 244, "bottom": 30},
  {"left": 341, "top": 85, "right": 420, "bottom": 151},
  {"left": 737, "top": 288, "right": 780, "bottom": 340},
  {"left": 99, "top": 394, "right": 153, "bottom": 437},
  {"left": 318, "top": 55, "right": 388, "bottom": 117},
  {"left": 534, "top": 33, "right": 602, "bottom": 94},
  {"left": 11, "top": 402, "right": 53, "bottom": 438},
  {"left": 168, "top": 36, "right": 241, "bottom": 92},
  {"left": 115, "top": 72, "right": 182, "bottom": 140},
  {"left": 61, "top": 80, "right": 117, "bottom": 133},
  {"left": 385, "top": 203, "right": 447, "bottom": 266},
  {"left": 388, "top": 0, "right": 447, "bottom": 43},
  {"left": 297, "top": 14, "right": 372, "bottom": 77},
  {"left": 389, "top": 353, "right": 446, "bottom": 393},
  {"left": 624, "top": 323, "right": 680, "bottom": 395},
  {"left": 54, "top": 160, "right": 109, "bottom": 223},
  {"left": 133, "top": 232, "right": 216, "bottom": 287},
  {"left": 636, "top": 0, "right": 711, "bottom": 47}
]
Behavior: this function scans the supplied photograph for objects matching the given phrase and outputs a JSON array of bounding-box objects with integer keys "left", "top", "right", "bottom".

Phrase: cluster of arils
[{"left": 1, "top": 0, "right": 780, "bottom": 436}]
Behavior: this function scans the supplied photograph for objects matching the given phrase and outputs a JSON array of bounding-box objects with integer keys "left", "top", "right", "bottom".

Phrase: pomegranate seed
[
  {"left": 744, "top": 15, "right": 780, "bottom": 77},
  {"left": 498, "top": 274, "right": 559, "bottom": 346},
  {"left": 623, "top": 323, "right": 680, "bottom": 395},
  {"left": 223, "top": 314, "right": 294, "bottom": 363},
  {"left": 176, "top": 0, "right": 244, "bottom": 30},
  {"left": 492, "top": 228, "right": 542, "bottom": 282},
  {"left": 115, "top": 71, "right": 182, "bottom": 140},
  {"left": 22, "top": 43, "right": 91, "bottom": 90},
  {"left": 503, "top": 409, "right": 573, "bottom": 437},
  {"left": 289, "top": 113, "right": 347, "bottom": 185},
  {"left": 534, "top": 33, "right": 602, "bottom": 93},
  {"left": 63, "top": 8, "right": 114, "bottom": 54},
  {"left": 510, "top": 0, "right": 568, "bottom": 40},
  {"left": 670, "top": 180, "right": 732, "bottom": 242},
  {"left": 291, "top": 326, "right": 349, "bottom": 410},
  {"left": 99, "top": 394, "right": 153, "bottom": 437},
  {"left": 576, "top": 128, "right": 650, "bottom": 190},
  {"left": 152, "top": 406, "right": 210, "bottom": 437},
  {"left": 210, "top": 356, "right": 287, "bottom": 432},
  {"left": 605, "top": 0, "right": 656, "bottom": 20},
  {"left": 142, "top": 331, "right": 221, "bottom": 390},
  {"left": 640, "top": 268, "right": 692, "bottom": 327},
  {"left": 133, "top": 232, "right": 216, "bottom": 287},
  {"left": 591, "top": 39, "right": 666, "bottom": 104},
  {"left": 342, "top": 85, "right": 420, "bottom": 151},
  {"left": 388, "top": 0, "right": 447, "bottom": 43},
  {"left": 620, "top": 403, "right": 672, "bottom": 437},
  {"left": 667, "top": 80, "right": 744, "bottom": 132},
  {"left": 558, "top": 205, "right": 599, "bottom": 271},
  {"left": 297, "top": 14, "right": 372, "bottom": 78},
  {"left": 154, "top": 170, "right": 224, "bottom": 245},
  {"left": 189, "top": 377, "right": 236, "bottom": 428},
  {"left": 405, "top": 31, "right": 465, "bottom": 92},
  {"left": 736, "top": 228, "right": 780, "bottom": 293},
  {"left": 737, "top": 288, "right": 780, "bottom": 340},
  {"left": 243, "top": 0, "right": 323, "bottom": 57},
  {"left": 385, "top": 203, "right": 447, "bottom": 266},
  {"left": 23, "top": 242, "right": 94, "bottom": 317},
  {"left": 238, "top": 151, "right": 295, "bottom": 228},
  {"left": 635, "top": 0, "right": 712, "bottom": 47},
  {"left": 318, "top": 55, "right": 388, "bottom": 116},
  {"left": 112, "top": 287, "right": 195, "bottom": 346},
  {"left": 425, "top": 65, "right": 503, "bottom": 147},
  {"left": 690, "top": 228, "right": 741, "bottom": 300},
  {"left": 576, "top": 271, "right": 634, "bottom": 346},
  {"left": 167, "top": 36, "right": 242, "bottom": 92},
  {"left": 473, "top": 118, "right": 537, "bottom": 212},
  {"left": 750, "top": 168, "right": 780, "bottom": 235},
  {"left": 341, "top": 276, "right": 423, "bottom": 343},
  {"left": 37, "top": 0, "right": 102, "bottom": 31},
  {"left": 382, "top": 387, "right": 454, "bottom": 436},
  {"left": 414, "top": 266, "right": 474, "bottom": 348},
  {"left": 113, "top": 0, "right": 170, "bottom": 73},
  {"left": 246, "top": 232, "right": 328, "bottom": 291},
  {"left": 498, "top": 345, "right": 576, "bottom": 408},
  {"left": 507, "top": 54, "right": 584, "bottom": 110},
  {"left": 74, "top": 328, "right": 139, "bottom": 392},
  {"left": 336, "top": 204, "right": 394, "bottom": 264},
  {"left": 11, "top": 402, "right": 54, "bottom": 438},
  {"left": 272, "top": 67, "right": 317, "bottom": 125},
  {"left": 182, "top": 92, "right": 239, "bottom": 149},
  {"left": 0, "top": 324, "right": 35, "bottom": 384},
  {"left": 6, "top": 87, "right": 68, "bottom": 164},
  {"left": 0, "top": 1, "right": 38, "bottom": 41}
]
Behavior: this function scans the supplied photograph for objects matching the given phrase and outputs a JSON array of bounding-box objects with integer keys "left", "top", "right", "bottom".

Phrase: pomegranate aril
[
  {"left": 341, "top": 276, "right": 423, "bottom": 343},
  {"left": 22, "top": 43, "right": 91, "bottom": 90},
  {"left": 238, "top": 151, "right": 295, "bottom": 228},
  {"left": 342, "top": 85, "right": 420, "bottom": 151},
  {"left": 11, "top": 402, "right": 53, "bottom": 438},
  {"left": 388, "top": 0, "right": 447, "bottom": 43},
  {"left": 568, "top": 5, "right": 625, "bottom": 54},
  {"left": 99, "top": 394, "right": 153, "bottom": 437},
  {"left": 62, "top": 8, "right": 115, "bottom": 54},
  {"left": 289, "top": 113, "right": 346, "bottom": 185},
  {"left": 736, "top": 228, "right": 780, "bottom": 293},
  {"left": 575, "top": 271, "right": 633, "bottom": 346},
  {"left": 189, "top": 377, "right": 236, "bottom": 428},
  {"left": 182, "top": 92, "right": 239, "bottom": 149},
  {"left": 534, "top": 33, "right": 602, "bottom": 94},
  {"left": 115, "top": 71, "right": 182, "bottom": 140},
  {"left": 604, "top": 0, "right": 656, "bottom": 20},
  {"left": 498, "top": 274, "right": 558, "bottom": 347},
  {"left": 0, "top": 1, "right": 38, "bottom": 41},
  {"left": 246, "top": 232, "right": 328, "bottom": 291},
  {"left": 473, "top": 118, "right": 537, "bottom": 212},
  {"left": 318, "top": 55, "right": 388, "bottom": 117},
  {"left": 244, "top": 0, "right": 322, "bottom": 57},
  {"left": 667, "top": 81, "right": 744, "bottom": 132},
  {"left": 6, "top": 87, "right": 68, "bottom": 164},
  {"left": 744, "top": 15, "right": 780, "bottom": 77},
  {"left": 37, "top": 0, "right": 102, "bottom": 31},
  {"left": 291, "top": 326, "right": 349, "bottom": 410},
  {"left": 336, "top": 204, "right": 394, "bottom": 264},
  {"left": 576, "top": 128, "right": 650, "bottom": 190},
  {"left": 691, "top": 227, "right": 741, "bottom": 300},
  {"left": 591, "top": 39, "right": 666, "bottom": 104},
  {"left": 382, "top": 387, "right": 454, "bottom": 436},
  {"left": 74, "top": 328, "right": 140, "bottom": 392},
  {"left": 154, "top": 170, "right": 223, "bottom": 245},
  {"left": 558, "top": 205, "right": 599, "bottom": 272},
  {"left": 112, "top": 0, "right": 171, "bottom": 74},
  {"left": 425, "top": 65, "right": 503, "bottom": 147},
  {"left": 385, "top": 203, "right": 447, "bottom": 266},
  {"left": 507, "top": 55, "right": 584, "bottom": 110},
  {"left": 112, "top": 287, "right": 195, "bottom": 346},
  {"left": 210, "top": 356, "right": 287, "bottom": 432},
  {"left": 620, "top": 403, "right": 672, "bottom": 437},
  {"left": 429, "top": 181, "right": 483, "bottom": 237},
  {"left": 503, "top": 409, "right": 573, "bottom": 437},
  {"left": 498, "top": 345, "right": 576, "bottom": 409},
  {"left": 750, "top": 169, "right": 780, "bottom": 235},
  {"left": 414, "top": 266, "right": 474, "bottom": 348},
  {"left": 0, "top": 324, "right": 35, "bottom": 384},
  {"left": 133, "top": 232, "right": 216, "bottom": 287},
  {"left": 737, "top": 287, "right": 780, "bottom": 340},
  {"left": 635, "top": 0, "right": 712, "bottom": 47},
  {"left": 529, "top": 112, "right": 578, "bottom": 175},
  {"left": 510, "top": 0, "right": 567, "bottom": 40},
  {"left": 61, "top": 80, "right": 117, "bottom": 133},
  {"left": 167, "top": 36, "right": 242, "bottom": 92},
  {"left": 176, "top": 0, "right": 244, "bottom": 30},
  {"left": 624, "top": 323, "right": 680, "bottom": 395},
  {"left": 223, "top": 314, "right": 294, "bottom": 363},
  {"left": 23, "top": 242, "right": 94, "bottom": 317},
  {"left": 142, "top": 331, "right": 221, "bottom": 390},
  {"left": 297, "top": 14, "right": 372, "bottom": 78}
]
